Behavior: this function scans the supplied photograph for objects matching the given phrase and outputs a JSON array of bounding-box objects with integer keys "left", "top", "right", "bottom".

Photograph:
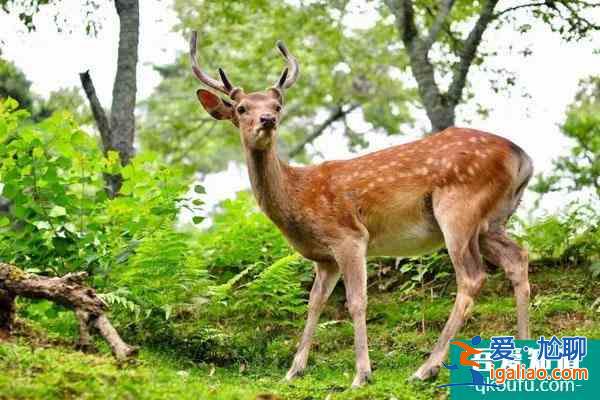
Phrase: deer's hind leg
[
  {"left": 481, "top": 226, "right": 530, "bottom": 339},
  {"left": 413, "top": 189, "right": 488, "bottom": 380}
]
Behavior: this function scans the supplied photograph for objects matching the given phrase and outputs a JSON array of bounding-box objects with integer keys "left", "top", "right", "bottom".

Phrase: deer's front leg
[
  {"left": 334, "top": 238, "right": 371, "bottom": 388},
  {"left": 286, "top": 260, "right": 340, "bottom": 381}
]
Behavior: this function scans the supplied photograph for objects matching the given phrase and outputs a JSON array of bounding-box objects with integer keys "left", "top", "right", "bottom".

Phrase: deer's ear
[
  {"left": 196, "top": 89, "right": 235, "bottom": 122},
  {"left": 266, "top": 87, "right": 283, "bottom": 103}
]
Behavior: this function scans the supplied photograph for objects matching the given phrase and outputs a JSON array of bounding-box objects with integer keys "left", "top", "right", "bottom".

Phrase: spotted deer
[{"left": 189, "top": 31, "right": 533, "bottom": 387}]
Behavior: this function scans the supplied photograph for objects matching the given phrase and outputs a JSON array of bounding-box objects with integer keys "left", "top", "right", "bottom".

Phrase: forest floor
[{"left": 1, "top": 265, "right": 599, "bottom": 400}]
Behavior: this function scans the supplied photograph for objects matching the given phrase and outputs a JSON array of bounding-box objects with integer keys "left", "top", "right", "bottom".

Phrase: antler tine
[
  {"left": 275, "top": 40, "right": 299, "bottom": 90},
  {"left": 189, "top": 31, "right": 234, "bottom": 97}
]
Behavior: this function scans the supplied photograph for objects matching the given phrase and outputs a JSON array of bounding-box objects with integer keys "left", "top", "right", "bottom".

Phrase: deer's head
[{"left": 190, "top": 31, "right": 299, "bottom": 151}]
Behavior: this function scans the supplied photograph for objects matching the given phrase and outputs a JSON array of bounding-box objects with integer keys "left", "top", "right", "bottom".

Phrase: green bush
[
  {"left": 195, "top": 192, "right": 295, "bottom": 281},
  {"left": 514, "top": 204, "right": 600, "bottom": 266},
  {"left": 0, "top": 98, "right": 201, "bottom": 281},
  {"left": 0, "top": 98, "right": 205, "bottom": 339}
]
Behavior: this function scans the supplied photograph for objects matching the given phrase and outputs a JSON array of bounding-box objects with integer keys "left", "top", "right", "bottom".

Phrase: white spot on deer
[
  {"left": 453, "top": 165, "right": 460, "bottom": 174},
  {"left": 418, "top": 167, "right": 428, "bottom": 175},
  {"left": 377, "top": 177, "right": 384, "bottom": 183},
  {"left": 467, "top": 166, "right": 476, "bottom": 176},
  {"left": 469, "top": 137, "right": 478, "bottom": 143},
  {"left": 386, "top": 176, "right": 395, "bottom": 183},
  {"left": 426, "top": 157, "right": 434, "bottom": 165}
]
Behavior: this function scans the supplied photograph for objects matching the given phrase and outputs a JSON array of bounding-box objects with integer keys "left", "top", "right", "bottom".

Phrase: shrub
[
  {"left": 513, "top": 203, "right": 600, "bottom": 266},
  {"left": 195, "top": 191, "right": 295, "bottom": 281}
]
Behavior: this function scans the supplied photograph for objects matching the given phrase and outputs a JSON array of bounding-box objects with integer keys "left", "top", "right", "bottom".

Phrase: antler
[
  {"left": 275, "top": 40, "right": 299, "bottom": 90},
  {"left": 189, "top": 31, "right": 235, "bottom": 97}
]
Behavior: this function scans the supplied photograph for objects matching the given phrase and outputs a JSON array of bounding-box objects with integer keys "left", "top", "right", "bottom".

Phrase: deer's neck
[{"left": 245, "top": 145, "right": 294, "bottom": 225}]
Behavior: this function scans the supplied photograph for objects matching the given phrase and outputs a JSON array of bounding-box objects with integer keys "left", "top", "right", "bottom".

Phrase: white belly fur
[
  {"left": 364, "top": 191, "right": 445, "bottom": 257},
  {"left": 367, "top": 219, "right": 444, "bottom": 257}
]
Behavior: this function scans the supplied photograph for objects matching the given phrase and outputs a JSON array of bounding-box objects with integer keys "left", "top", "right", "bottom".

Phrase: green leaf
[
  {"left": 33, "top": 220, "right": 51, "bottom": 230},
  {"left": 194, "top": 185, "right": 205, "bottom": 194},
  {"left": 192, "top": 216, "right": 204, "bottom": 224},
  {"left": 0, "top": 216, "right": 9, "bottom": 227},
  {"left": 49, "top": 205, "right": 67, "bottom": 217}
]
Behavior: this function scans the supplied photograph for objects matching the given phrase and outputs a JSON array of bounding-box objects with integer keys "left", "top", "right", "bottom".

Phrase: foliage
[
  {"left": 35, "top": 87, "right": 92, "bottom": 125},
  {"left": 533, "top": 77, "right": 600, "bottom": 197},
  {"left": 0, "top": 58, "right": 33, "bottom": 111},
  {"left": 0, "top": 0, "right": 105, "bottom": 35},
  {"left": 140, "top": 0, "right": 415, "bottom": 174},
  {"left": 110, "top": 228, "right": 211, "bottom": 322},
  {"left": 0, "top": 58, "right": 90, "bottom": 122},
  {"left": 195, "top": 192, "right": 295, "bottom": 280},
  {"left": 140, "top": 1, "right": 600, "bottom": 176},
  {"left": 513, "top": 203, "right": 600, "bottom": 266},
  {"left": 0, "top": 99, "right": 199, "bottom": 279},
  {"left": 226, "top": 253, "right": 312, "bottom": 324}
]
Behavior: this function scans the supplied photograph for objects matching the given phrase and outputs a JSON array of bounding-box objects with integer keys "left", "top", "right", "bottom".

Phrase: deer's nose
[{"left": 260, "top": 114, "right": 276, "bottom": 128}]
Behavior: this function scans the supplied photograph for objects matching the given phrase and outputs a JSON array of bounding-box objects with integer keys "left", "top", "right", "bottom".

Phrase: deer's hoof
[
  {"left": 411, "top": 363, "right": 440, "bottom": 381},
  {"left": 284, "top": 367, "right": 305, "bottom": 382},
  {"left": 351, "top": 370, "right": 372, "bottom": 388}
]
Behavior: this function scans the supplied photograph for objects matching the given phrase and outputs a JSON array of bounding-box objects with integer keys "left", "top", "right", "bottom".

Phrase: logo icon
[{"left": 437, "top": 335, "right": 502, "bottom": 389}]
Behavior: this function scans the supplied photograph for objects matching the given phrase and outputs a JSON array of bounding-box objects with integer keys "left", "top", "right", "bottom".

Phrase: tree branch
[
  {"left": 386, "top": 0, "right": 453, "bottom": 132},
  {"left": 493, "top": 1, "right": 546, "bottom": 19},
  {"left": 287, "top": 104, "right": 360, "bottom": 158},
  {"left": 447, "top": 0, "right": 500, "bottom": 107},
  {"left": 0, "top": 263, "right": 137, "bottom": 361},
  {"left": 384, "top": 0, "right": 420, "bottom": 48},
  {"left": 424, "top": 0, "right": 457, "bottom": 50},
  {"left": 79, "top": 70, "right": 111, "bottom": 153}
]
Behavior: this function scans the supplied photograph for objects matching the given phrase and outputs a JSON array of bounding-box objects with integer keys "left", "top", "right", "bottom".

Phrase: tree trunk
[
  {"left": 0, "top": 263, "right": 137, "bottom": 361},
  {"left": 0, "top": 289, "right": 15, "bottom": 339},
  {"left": 108, "top": 0, "right": 139, "bottom": 194},
  {"left": 80, "top": 0, "right": 139, "bottom": 198}
]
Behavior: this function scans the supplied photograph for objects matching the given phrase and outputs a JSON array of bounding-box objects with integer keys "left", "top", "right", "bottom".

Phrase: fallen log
[{"left": 0, "top": 263, "right": 137, "bottom": 361}]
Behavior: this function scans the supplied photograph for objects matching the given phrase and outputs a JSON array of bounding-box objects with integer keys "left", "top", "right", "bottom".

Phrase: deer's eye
[
  {"left": 275, "top": 105, "right": 282, "bottom": 112},
  {"left": 237, "top": 105, "right": 246, "bottom": 114}
]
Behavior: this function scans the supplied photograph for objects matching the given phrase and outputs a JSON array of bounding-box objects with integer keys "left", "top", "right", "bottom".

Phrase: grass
[{"left": 1, "top": 266, "right": 598, "bottom": 400}]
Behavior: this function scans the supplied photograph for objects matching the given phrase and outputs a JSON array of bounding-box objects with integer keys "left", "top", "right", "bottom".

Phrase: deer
[{"left": 189, "top": 31, "right": 533, "bottom": 387}]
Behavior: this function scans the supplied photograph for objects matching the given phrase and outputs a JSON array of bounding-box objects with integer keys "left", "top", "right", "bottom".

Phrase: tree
[
  {"left": 0, "top": 58, "right": 34, "bottom": 111},
  {"left": 532, "top": 77, "right": 600, "bottom": 197},
  {"left": 140, "top": 0, "right": 415, "bottom": 174},
  {"left": 0, "top": 59, "right": 90, "bottom": 123},
  {"left": 384, "top": 0, "right": 600, "bottom": 133},
  {"left": 35, "top": 87, "right": 92, "bottom": 125}
]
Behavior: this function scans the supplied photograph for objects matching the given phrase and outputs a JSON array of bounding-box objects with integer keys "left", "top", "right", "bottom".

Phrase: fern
[
  {"left": 111, "top": 227, "right": 210, "bottom": 320},
  {"left": 232, "top": 253, "right": 311, "bottom": 323}
]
